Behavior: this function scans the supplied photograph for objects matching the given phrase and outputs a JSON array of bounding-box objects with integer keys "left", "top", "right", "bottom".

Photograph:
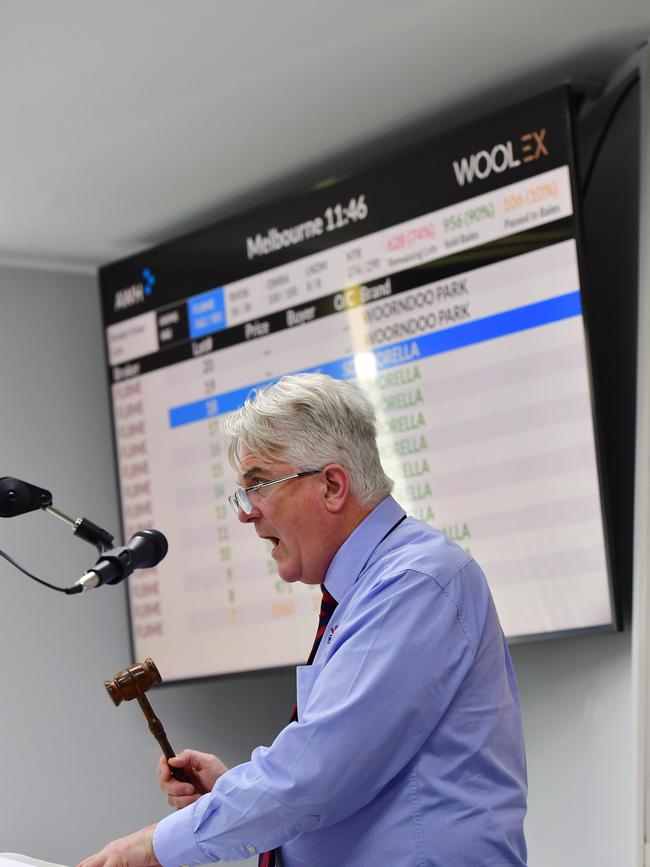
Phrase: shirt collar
[{"left": 323, "top": 495, "right": 406, "bottom": 603}]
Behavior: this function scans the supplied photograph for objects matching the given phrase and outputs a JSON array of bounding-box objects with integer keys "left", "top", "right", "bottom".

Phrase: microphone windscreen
[{"left": 129, "top": 529, "right": 169, "bottom": 569}]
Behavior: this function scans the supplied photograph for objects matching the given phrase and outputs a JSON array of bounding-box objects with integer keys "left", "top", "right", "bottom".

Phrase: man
[{"left": 79, "top": 372, "right": 527, "bottom": 867}]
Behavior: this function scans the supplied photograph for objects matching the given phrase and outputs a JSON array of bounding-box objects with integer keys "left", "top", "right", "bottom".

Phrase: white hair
[{"left": 223, "top": 373, "right": 393, "bottom": 506}]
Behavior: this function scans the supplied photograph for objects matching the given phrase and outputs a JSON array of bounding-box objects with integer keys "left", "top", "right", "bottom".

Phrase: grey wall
[
  {"left": 514, "top": 632, "right": 633, "bottom": 865},
  {"left": 0, "top": 265, "right": 156, "bottom": 862}
]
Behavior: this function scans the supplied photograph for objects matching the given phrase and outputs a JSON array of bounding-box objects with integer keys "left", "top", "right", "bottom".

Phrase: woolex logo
[{"left": 452, "top": 128, "right": 548, "bottom": 187}]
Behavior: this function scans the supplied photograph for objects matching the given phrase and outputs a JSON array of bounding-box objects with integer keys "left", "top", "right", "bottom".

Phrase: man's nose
[{"left": 238, "top": 502, "right": 260, "bottom": 523}]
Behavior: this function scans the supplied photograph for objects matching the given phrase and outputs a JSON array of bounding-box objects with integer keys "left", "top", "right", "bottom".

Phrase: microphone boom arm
[{"left": 0, "top": 476, "right": 114, "bottom": 553}]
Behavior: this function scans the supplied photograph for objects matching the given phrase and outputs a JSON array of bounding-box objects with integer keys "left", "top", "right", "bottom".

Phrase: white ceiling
[{"left": 1, "top": 0, "right": 649, "bottom": 272}]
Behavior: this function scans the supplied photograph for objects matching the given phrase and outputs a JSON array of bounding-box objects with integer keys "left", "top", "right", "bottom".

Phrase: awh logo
[
  {"left": 452, "top": 129, "right": 548, "bottom": 187},
  {"left": 114, "top": 283, "right": 144, "bottom": 311},
  {"left": 113, "top": 269, "right": 156, "bottom": 311}
]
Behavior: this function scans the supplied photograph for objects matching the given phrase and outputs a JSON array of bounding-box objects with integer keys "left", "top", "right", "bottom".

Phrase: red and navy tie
[
  {"left": 306, "top": 586, "right": 338, "bottom": 665},
  {"left": 259, "top": 586, "right": 338, "bottom": 867}
]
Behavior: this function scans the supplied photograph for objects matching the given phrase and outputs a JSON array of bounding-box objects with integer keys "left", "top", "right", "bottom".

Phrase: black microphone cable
[
  {"left": 0, "top": 530, "right": 168, "bottom": 595},
  {"left": 0, "top": 547, "right": 82, "bottom": 594}
]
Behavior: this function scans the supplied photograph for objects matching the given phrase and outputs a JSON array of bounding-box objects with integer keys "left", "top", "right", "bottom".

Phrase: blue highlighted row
[
  {"left": 187, "top": 287, "right": 227, "bottom": 339},
  {"left": 168, "top": 291, "right": 582, "bottom": 429}
]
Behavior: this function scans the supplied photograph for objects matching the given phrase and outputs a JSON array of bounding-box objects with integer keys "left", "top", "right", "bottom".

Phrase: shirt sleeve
[{"left": 153, "top": 563, "right": 482, "bottom": 865}]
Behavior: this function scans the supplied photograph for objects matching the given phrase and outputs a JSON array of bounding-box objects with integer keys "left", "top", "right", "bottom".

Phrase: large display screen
[{"left": 99, "top": 87, "right": 616, "bottom": 681}]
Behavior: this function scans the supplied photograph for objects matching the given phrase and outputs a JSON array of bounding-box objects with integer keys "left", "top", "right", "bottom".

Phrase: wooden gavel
[{"left": 104, "top": 658, "right": 204, "bottom": 792}]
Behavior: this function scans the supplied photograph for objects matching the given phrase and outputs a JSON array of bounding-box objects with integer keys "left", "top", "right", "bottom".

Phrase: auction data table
[{"left": 106, "top": 164, "right": 611, "bottom": 680}]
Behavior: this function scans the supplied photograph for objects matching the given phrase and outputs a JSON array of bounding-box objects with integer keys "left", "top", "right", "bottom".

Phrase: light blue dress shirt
[{"left": 154, "top": 495, "right": 528, "bottom": 866}]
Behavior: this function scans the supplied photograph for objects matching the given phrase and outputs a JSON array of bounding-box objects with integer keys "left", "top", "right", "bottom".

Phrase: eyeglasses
[{"left": 228, "top": 468, "right": 324, "bottom": 515}]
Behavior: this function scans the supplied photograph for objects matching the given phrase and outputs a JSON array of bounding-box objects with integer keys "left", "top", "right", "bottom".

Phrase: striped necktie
[
  {"left": 306, "top": 586, "right": 338, "bottom": 665},
  {"left": 259, "top": 586, "right": 338, "bottom": 867}
]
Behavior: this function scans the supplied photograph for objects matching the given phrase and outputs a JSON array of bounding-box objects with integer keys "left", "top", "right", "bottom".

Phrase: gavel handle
[{"left": 136, "top": 695, "right": 206, "bottom": 793}]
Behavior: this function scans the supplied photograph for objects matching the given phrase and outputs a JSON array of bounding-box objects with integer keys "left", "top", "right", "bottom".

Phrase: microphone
[{"left": 76, "top": 530, "right": 168, "bottom": 592}]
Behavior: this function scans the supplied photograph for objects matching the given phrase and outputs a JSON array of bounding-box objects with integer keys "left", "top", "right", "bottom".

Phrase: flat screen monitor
[{"left": 99, "top": 86, "right": 616, "bottom": 681}]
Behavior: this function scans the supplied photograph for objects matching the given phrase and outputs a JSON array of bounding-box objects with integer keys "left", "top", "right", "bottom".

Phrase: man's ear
[{"left": 321, "top": 464, "right": 350, "bottom": 513}]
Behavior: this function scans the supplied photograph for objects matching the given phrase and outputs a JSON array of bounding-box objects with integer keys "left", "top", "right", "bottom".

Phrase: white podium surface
[
  {"left": 0, "top": 855, "right": 68, "bottom": 867},
  {"left": 0, "top": 853, "right": 253, "bottom": 867}
]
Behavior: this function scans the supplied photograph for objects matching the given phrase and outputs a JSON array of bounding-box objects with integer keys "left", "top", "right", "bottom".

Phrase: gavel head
[{"left": 104, "top": 657, "right": 162, "bottom": 706}]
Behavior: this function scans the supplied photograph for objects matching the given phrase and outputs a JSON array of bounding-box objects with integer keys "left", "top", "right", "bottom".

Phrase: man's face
[{"left": 235, "top": 445, "right": 332, "bottom": 585}]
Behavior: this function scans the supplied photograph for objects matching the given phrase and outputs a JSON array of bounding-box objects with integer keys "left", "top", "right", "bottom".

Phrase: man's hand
[
  {"left": 76, "top": 824, "right": 159, "bottom": 867},
  {"left": 158, "top": 748, "right": 228, "bottom": 809}
]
